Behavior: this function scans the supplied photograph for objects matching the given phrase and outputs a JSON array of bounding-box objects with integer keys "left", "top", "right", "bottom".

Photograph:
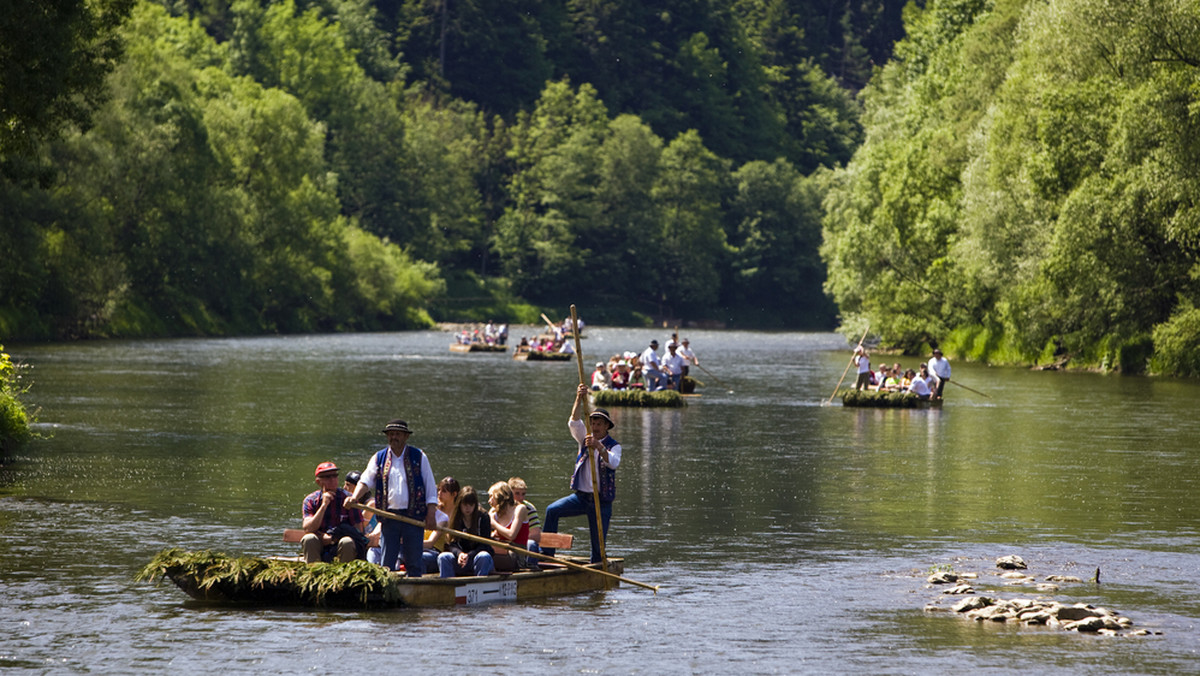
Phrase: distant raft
[
  {"left": 512, "top": 349, "right": 572, "bottom": 361},
  {"left": 840, "top": 389, "right": 943, "bottom": 408},
  {"left": 449, "top": 343, "right": 507, "bottom": 353}
]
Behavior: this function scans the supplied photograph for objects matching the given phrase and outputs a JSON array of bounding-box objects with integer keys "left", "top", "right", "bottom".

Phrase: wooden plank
[{"left": 539, "top": 532, "right": 573, "bottom": 549}]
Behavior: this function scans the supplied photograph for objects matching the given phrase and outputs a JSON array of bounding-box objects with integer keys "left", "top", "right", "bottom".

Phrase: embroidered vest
[
  {"left": 373, "top": 445, "right": 428, "bottom": 519},
  {"left": 570, "top": 434, "right": 617, "bottom": 503}
]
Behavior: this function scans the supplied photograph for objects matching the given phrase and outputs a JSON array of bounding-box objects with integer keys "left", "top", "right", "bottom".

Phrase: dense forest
[
  {"left": 0, "top": 0, "right": 904, "bottom": 339},
  {"left": 821, "top": 0, "right": 1200, "bottom": 375},
  {"left": 3, "top": 0, "right": 1199, "bottom": 376}
]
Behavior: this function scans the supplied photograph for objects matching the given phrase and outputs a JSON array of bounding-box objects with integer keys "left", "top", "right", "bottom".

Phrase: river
[{"left": 2, "top": 328, "right": 1198, "bottom": 674}]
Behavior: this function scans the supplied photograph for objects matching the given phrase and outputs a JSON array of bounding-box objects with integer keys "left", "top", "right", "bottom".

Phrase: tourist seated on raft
[
  {"left": 905, "top": 369, "right": 932, "bottom": 400},
  {"left": 421, "top": 477, "right": 458, "bottom": 575},
  {"left": 609, "top": 361, "right": 630, "bottom": 390},
  {"left": 487, "top": 481, "right": 532, "bottom": 571},
  {"left": 509, "top": 477, "right": 543, "bottom": 553},
  {"left": 301, "top": 462, "right": 366, "bottom": 564},
  {"left": 437, "top": 486, "right": 495, "bottom": 577},
  {"left": 591, "top": 362, "right": 610, "bottom": 391}
]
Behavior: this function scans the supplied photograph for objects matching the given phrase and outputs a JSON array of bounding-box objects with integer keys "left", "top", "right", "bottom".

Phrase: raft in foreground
[
  {"left": 138, "top": 549, "right": 623, "bottom": 608},
  {"left": 839, "top": 390, "right": 943, "bottom": 408}
]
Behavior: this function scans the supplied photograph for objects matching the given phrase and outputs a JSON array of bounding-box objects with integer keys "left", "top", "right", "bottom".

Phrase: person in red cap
[
  {"left": 301, "top": 462, "right": 365, "bottom": 564},
  {"left": 540, "top": 384, "right": 622, "bottom": 564},
  {"left": 346, "top": 419, "right": 439, "bottom": 576}
]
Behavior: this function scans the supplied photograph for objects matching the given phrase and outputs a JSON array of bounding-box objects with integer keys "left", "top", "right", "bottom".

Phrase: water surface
[{"left": 2, "top": 329, "right": 1198, "bottom": 673}]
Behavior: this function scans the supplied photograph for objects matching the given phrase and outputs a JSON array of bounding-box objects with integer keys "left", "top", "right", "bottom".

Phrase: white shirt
[
  {"left": 662, "top": 352, "right": 686, "bottom": 375},
  {"left": 930, "top": 356, "right": 951, "bottom": 380},
  {"left": 855, "top": 354, "right": 871, "bottom": 373},
  {"left": 908, "top": 377, "right": 932, "bottom": 397},
  {"left": 678, "top": 345, "right": 696, "bottom": 363},
  {"left": 568, "top": 418, "right": 621, "bottom": 493},
  {"left": 640, "top": 347, "right": 662, "bottom": 372},
  {"left": 359, "top": 446, "right": 438, "bottom": 511}
]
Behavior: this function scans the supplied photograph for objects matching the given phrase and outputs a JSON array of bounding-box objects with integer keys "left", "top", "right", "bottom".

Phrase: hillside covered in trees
[
  {"left": 821, "top": 0, "right": 1200, "bottom": 375},
  {"left": 4, "top": 0, "right": 1199, "bottom": 376},
  {"left": 0, "top": 0, "right": 903, "bottom": 339}
]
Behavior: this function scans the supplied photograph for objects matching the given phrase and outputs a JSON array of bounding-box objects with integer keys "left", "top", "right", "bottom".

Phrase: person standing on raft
[{"left": 541, "top": 383, "right": 622, "bottom": 564}]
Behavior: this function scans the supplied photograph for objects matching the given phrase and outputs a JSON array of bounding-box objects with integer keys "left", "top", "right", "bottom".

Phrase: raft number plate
[{"left": 456, "top": 580, "right": 518, "bottom": 605}]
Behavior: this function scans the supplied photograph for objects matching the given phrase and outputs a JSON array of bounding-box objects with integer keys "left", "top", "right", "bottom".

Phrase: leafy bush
[
  {"left": 0, "top": 346, "right": 35, "bottom": 452},
  {"left": 1151, "top": 308, "right": 1200, "bottom": 377}
]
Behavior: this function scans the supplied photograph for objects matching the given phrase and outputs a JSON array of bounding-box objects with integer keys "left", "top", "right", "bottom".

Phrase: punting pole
[
  {"left": 350, "top": 502, "right": 657, "bottom": 592},
  {"left": 569, "top": 304, "right": 610, "bottom": 581},
  {"left": 827, "top": 325, "right": 871, "bottom": 405}
]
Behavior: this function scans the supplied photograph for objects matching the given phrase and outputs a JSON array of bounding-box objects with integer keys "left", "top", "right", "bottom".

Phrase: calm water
[{"left": 2, "top": 328, "right": 1198, "bottom": 674}]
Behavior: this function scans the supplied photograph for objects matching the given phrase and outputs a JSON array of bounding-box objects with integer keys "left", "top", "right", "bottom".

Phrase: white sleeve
[
  {"left": 605, "top": 442, "right": 622, "bottom": 469},
  {"left": 421, "top": 455, "right": 438, "bottom": 506}
]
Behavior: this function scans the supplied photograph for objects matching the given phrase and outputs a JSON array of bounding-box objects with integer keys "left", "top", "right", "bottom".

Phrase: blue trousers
[
  {"left": 380, "top": 515, "right": 424, "bottom": 576},
  {"left": 542, "top": 491, "right": 612, "bottom": 563}
]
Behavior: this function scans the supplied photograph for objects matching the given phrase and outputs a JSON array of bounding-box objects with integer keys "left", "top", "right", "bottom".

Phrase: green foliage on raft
[
  {"left": 0, "top": 346, "right": 35, "bottom": 453},
  {"left": 839, "top": 389, "right": 938, "bottom": 408},
  {"left": 137, "top": 548, "right": 402, "bottom": 606},
  {"left": 593, "top": 389, "right": 685, "bottom": 408}
]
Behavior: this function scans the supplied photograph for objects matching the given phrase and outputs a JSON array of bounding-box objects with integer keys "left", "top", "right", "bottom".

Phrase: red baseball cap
[{"left": 314, "top": 461, "right": 338, "bottom": 477}]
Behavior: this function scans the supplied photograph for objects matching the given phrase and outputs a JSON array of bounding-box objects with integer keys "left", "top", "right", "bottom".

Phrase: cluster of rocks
[{"left": 922, "top": 555, "right": 1160, "bottom": 636}]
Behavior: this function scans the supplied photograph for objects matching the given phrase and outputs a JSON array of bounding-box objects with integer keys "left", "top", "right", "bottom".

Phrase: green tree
[
  {"left": 726, "top": 159, "right": 834, "bottom": 327},
  {"left": 650, "top": 130, "right": 730, "bottom": 314},
  {"left": 0, "top": 0, "right": 134, "bottom": 181}
]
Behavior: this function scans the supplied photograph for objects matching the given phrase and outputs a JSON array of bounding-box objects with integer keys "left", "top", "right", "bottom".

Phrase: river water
[{"left": 2, "top": 328, "right": 1198, "bottom": 674}]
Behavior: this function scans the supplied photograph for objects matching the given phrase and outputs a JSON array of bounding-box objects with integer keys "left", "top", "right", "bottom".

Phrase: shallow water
[{"left": 2, "top": 329, "right": 1198, "bottom": 673}]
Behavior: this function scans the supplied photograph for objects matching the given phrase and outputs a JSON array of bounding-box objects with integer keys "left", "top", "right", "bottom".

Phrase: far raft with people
[
  {"left": 840, "top": 345, "right": 949, "bottom": 408},
  {"left": 590, "top": 336, "right": 704, "bottom": 406}
]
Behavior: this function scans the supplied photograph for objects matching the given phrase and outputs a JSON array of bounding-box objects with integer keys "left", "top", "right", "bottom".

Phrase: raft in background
[
  {"left": 513, "top": 350, "right": 572, "bottom": 361},
  {"left": 137, "top": 548, "right": 622, "bottom": 608},
  {"left": 449, "top": 343, "right": 507, "bottom": 353},
  {"left": 593, "top": 389, "right": 685, "bottom": 408},
  {"left": 839, "top": 389, "right": 943, "bottom": 408}
]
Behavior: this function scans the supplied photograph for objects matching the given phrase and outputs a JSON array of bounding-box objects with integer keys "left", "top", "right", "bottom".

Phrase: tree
[{"left": 0, "top": 0, "right": 134, "bottom": 181}]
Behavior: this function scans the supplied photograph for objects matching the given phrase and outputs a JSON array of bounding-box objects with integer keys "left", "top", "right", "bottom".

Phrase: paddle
[
  {"left": 827, "top": 326, "right": 871, "bottom": 405},
  {"left": 946, "top": 379, "right": 991, "bottom": 399},
  {"left": 540, "top": 312, "right": 558, "bottom": 334},
  {"left": 349, "top": 502, "right": 658, "bottom": 593},
  {"left": 570, "top": 304, "right": 610, "bottom": 578}
]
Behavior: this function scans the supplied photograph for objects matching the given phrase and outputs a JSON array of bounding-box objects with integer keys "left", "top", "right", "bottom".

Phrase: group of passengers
[
  {"left": 514, "top": 316, "right": 586, "bottom": 355},
  {"left": 456, "top": 320, "right": 509, "bottom": 346},
  {"left": 852, "top": 346, "right": 952, "bottom": 400},
  {"left": 590, "top": 337, "right": 699, "bottom": 392},
  {"left": 303, "top": 459, "right": 544, "bottom": 578},
  {"left": 303, "top": 383, "right": 622, "bottom": 576}
]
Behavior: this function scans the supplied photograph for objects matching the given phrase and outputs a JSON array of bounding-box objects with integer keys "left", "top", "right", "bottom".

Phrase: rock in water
[{"left": 995, "top": 555, "right": 1027, "bottom": 570}]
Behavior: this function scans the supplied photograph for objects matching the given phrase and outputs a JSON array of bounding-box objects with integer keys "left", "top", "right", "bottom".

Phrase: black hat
[
  {"left": 649, "top": 339, "right": 659, "bottom": 347},
  {"left": 589, "top": 408, "right": 615, "bottom": 429},
  {"left": 345, "top": 470, "right": 361, "bottom": 485},
  {"left": 382, "top": 419, "right": 412, "bottom": 434}
]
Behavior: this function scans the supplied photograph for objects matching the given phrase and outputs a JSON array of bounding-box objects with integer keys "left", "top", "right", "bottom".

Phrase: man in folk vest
[
  {"left": 541, "top": 384, "right": 622, "bottom": 563},
  {"left": 346, "top": 419, "right": 438, "bottom": 576}
]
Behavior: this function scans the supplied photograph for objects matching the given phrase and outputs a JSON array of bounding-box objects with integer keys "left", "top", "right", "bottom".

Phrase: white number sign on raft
[{"left": 455, "top": 579, "right": 518, "bottom": 605}]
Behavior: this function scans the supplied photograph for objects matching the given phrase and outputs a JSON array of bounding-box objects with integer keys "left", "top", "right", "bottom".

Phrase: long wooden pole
[
  {"left": 946, "top": 378, "right": 991, "bottom": 398},
  {"left": 570, "top": 304, "right": 609, "bottom": 578},
  {"left": 350, "top": 502, "right": 657, "bottom": 592},
  {"left": 827, "top": 326, "right": 871, "bottom": 404}
]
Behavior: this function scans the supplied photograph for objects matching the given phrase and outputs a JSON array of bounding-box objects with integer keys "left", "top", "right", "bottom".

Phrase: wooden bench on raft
[{"left": 282, "top": 529, "right": 573, "bottom": 549}]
